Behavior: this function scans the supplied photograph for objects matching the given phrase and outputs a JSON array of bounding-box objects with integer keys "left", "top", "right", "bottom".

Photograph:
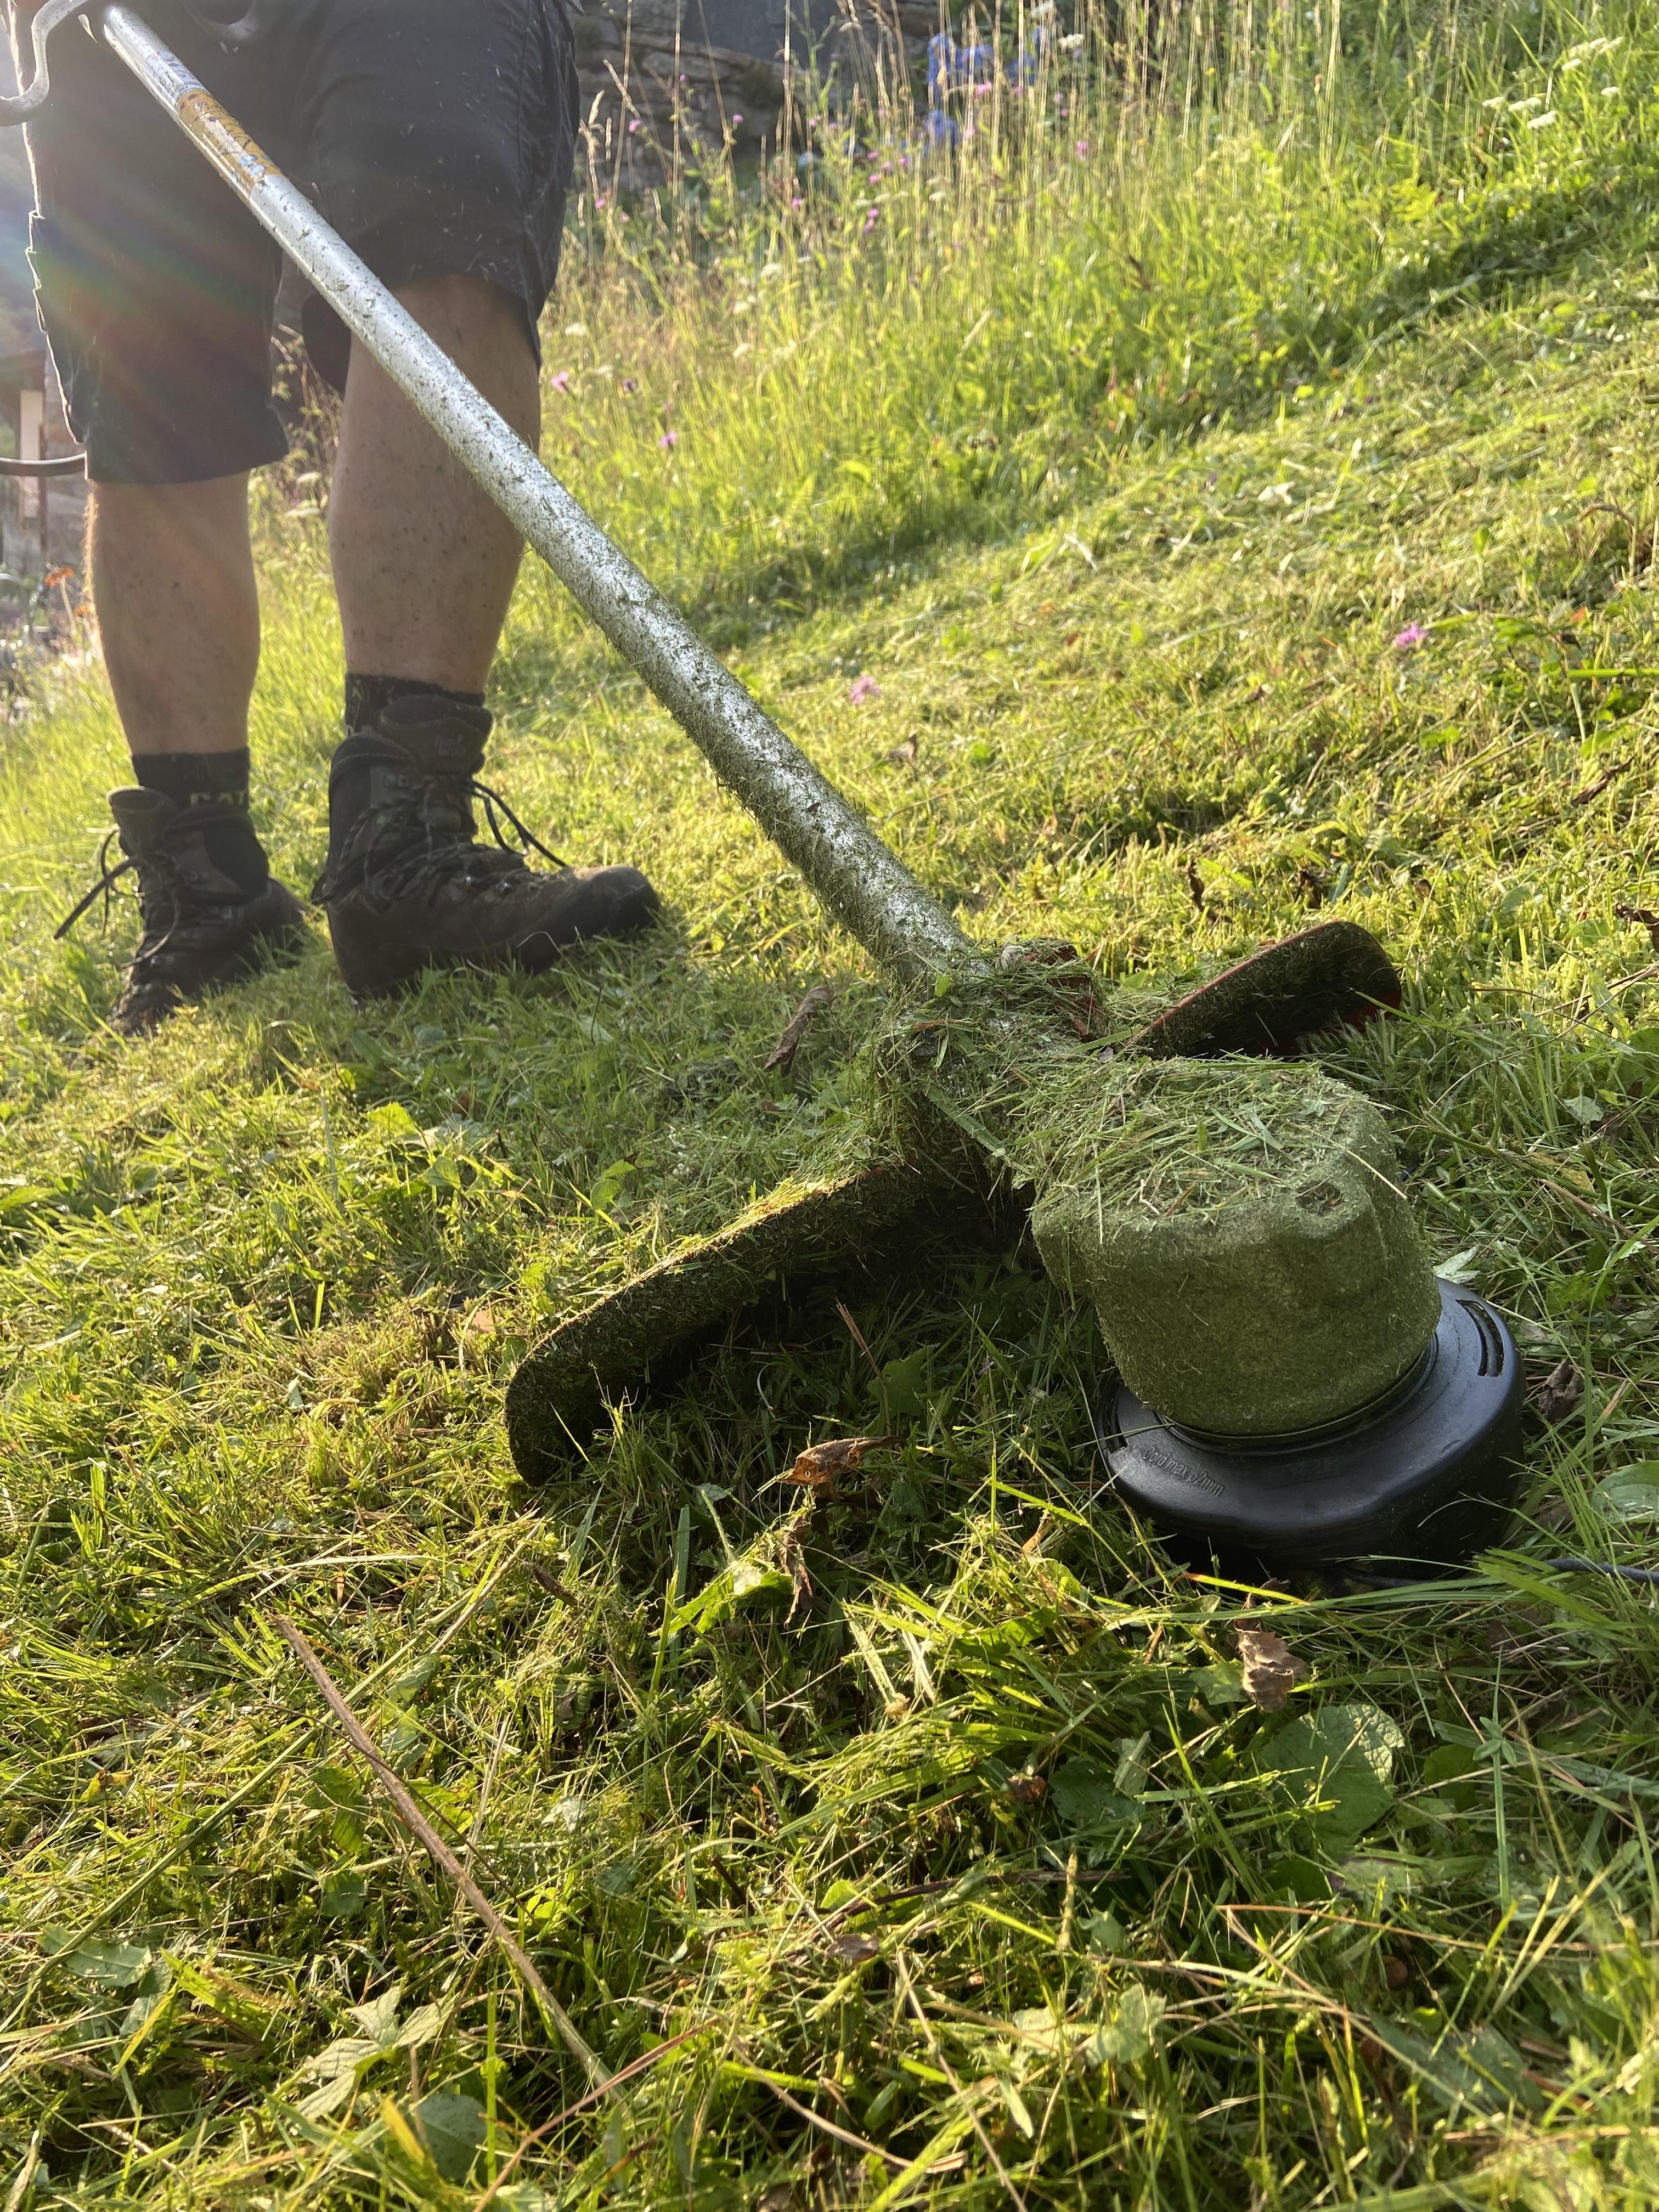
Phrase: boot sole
[{"left": 326, "top": 887, "right": 661, "bottom": 1000}]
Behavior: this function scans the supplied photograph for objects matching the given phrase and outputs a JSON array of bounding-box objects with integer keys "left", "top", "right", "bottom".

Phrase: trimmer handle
[
  {"left": 1, "top": 0, "right": 266, "bottom": 131},
  {"left": 1, "top": 0, "right": 92, "bottom": 126}
]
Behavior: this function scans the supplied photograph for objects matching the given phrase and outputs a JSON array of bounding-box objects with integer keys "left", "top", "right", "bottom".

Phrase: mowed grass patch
[{"left": 9, "top": 25, "right": 1659, "bottom": 2212}]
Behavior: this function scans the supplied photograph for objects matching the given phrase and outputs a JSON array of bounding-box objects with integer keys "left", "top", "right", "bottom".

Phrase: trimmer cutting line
[{"left": 7, "top": 5, "right": 1524, "bottom": 1572}]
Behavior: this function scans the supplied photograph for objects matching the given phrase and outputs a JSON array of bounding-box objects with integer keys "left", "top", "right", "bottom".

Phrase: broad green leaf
[
  {"left": 1260, "top": 1701, "right": 1404, "bottom": 1852},
  {"left": 415, "top": 2091, "right": 487, "bottom": 2182},
  {"left": 53, "top": 1938, "right": 153, "bottom": 1990}
]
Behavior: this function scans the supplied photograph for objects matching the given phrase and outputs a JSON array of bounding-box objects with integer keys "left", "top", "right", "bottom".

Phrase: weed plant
[{"left": 6, "top": 0, "right": 1659, "bottom": 2204}]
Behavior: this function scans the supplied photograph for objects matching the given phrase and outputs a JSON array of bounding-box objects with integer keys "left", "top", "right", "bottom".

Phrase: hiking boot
[
  {"left": 314, "top": 696, "right": 659, "bottom": 999},
  {"left": 57, "top": 789, "right": 307, "bottom": 1036}
]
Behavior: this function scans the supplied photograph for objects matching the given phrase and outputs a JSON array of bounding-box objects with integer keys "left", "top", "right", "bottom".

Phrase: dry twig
[{"left": 274, "top": 1617, "right": 608, "bottom": 2088}]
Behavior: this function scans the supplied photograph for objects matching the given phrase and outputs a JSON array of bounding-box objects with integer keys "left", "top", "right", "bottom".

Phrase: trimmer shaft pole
[{"left": 95, "top": 3, "right": 977, "bottom": 985}]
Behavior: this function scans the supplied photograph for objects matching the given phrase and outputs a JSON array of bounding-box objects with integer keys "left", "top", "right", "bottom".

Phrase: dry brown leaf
[
  {"left": 1616, "top": 902, "right": 1659, "bottom": 953},
  {"left": 782, "top": 1435, "right": 899, "bottom": 1491},
  {"left": 1535, "top": 1357, "right": 1583, "bottom": 1425},
  {"left": 1005, "top": 1773, "right": 1047, "bottom": 1807},
  {"left": 1236, "top": 1626, "right": 1309, "bottom": 1712},
  {"left": 828, "top": 1931, "right": 881, "bottom": 1968},
  {"left": 764, "top": 983, "right": 833, "bottom": 1076}
]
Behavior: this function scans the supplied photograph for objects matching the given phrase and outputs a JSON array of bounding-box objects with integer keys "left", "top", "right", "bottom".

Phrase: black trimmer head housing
[{"left": 1098, "top": 1280, "right": 1523, "bottom": 1575}]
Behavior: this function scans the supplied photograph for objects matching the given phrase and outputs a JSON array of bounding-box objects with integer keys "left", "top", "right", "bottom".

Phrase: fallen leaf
[
  {"left": 1185, "top": 859, "right": 1205, "bottom": 910},
  {"left": 764, "top": 983, "right": 832, "bottom": 1076},
  {"left": 1535, "top": 1357, "right": 1583, "bottom": 1424},
  {"left": 1616, "top": 902, "right": 1659, "bottom": 953},
  {"left": 1237, "top": 1626, "right": 1310, "bottom": 1712},
  {"left": 828, "top": 1931, "right": 881, "bottom": 1967},
  {"left": 1005, "top": 1773, "right": 1047, "bottom": 1807},
  {"left": 782, "top": 1434, "right": 899, "bottom": 1491},
  {"left": 885, "top": 735, "right": 919, "bottom": 766}
]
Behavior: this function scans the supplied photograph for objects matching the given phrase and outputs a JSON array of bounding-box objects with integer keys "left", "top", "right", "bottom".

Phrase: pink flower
[
  {"left": 1075, "top": 137, "right": 1091, "bottom": 157},
  {"left": 791, "top": 195, "right": 805, "bottom": 209},
  {"left": 973, "top": 80, "right": 992, "bottom": 97},
  {"left": 551, "top": 370, "right": 571, "bottom": 392},
  {"left": 732, "top": 111, "right": 744, "bottom": 125},
  {"left": 620, "top": 376, "right": 637, "bottom": 393},
  {"left": 1393, "top": 623, "right": 1430, "bottom": 650},
  {"left": 658, "top": 430, "right": 678, "bottom": 449},
  {"left": 849, "top": 674, "right": 880, "bottom": 703},
  {"left": 595, "top": 194, "right": 608, "bottom": 210},
  {"left": 627, "top": 116, "right": 641, "bottom": 134}
]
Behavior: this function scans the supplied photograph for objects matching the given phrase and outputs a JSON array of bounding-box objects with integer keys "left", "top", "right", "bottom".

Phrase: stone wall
[{"left": 572, "top": 0, "right": 943, "bottom": 189}]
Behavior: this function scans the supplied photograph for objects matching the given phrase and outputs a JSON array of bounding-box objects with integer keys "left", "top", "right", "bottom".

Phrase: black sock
[
  {"left": 129, "top": 747, "right": 251, "bottom": 812},
  {"left": 344, "top": 675, "right": 487, "bottom": 733}
]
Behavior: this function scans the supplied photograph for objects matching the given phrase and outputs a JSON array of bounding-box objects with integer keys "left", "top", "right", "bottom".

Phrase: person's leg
[
  {"left": 23, "top": 4, "right": 305, "bottom": 1030},
  {"left": 88, "top": 473, "right": 258, "bottom": 787},
  {"left": 329, "top": 273, "right": 537, "bottom": 695},
  {"left": 302, "top": 0, "right": 658, "bottom": 996}
]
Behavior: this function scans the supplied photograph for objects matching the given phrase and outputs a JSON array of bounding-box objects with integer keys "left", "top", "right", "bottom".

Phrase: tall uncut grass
[{"left": 511, "top": 0, "right": 1655, "bottom": 624}]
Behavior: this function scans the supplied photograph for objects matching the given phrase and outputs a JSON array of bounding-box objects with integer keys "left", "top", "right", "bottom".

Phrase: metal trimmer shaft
[{"left": 93, "top": 2, "right": 979, "bottom": 986}]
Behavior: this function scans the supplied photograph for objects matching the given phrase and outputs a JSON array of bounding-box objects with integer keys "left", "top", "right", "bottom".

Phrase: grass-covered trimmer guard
[
  {"left": 15, "top": 1, "right": 1521, "bottom": 1573},
  {"left": 507, "top": 921, "right": 1523, "bottom": 1572}
]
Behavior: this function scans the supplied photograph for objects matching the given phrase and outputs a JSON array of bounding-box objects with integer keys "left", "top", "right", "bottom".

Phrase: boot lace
[
  {"left": 54, "top": 833, "right": 157, "bottom": 943},
  {"left": 313, "top": 768, "right": 567, "bottom": 907}
]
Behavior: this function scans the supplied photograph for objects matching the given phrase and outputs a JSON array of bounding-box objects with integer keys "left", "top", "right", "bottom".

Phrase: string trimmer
[{"left": 7, "top": 5, "right": 1523, "bottom": 1572}]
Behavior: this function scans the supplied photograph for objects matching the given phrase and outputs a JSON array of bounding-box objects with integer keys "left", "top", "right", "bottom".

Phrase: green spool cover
[{"left": 1027, "top": 1058, "right": 1440, "bottom": 1437}]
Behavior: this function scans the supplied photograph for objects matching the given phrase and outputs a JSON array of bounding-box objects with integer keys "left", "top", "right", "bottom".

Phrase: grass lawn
[{"left": 7, "top": 1, "right": 1659, "bottom": 2203}]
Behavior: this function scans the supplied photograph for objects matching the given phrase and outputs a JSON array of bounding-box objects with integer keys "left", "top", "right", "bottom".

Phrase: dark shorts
[{"left": 19, "top": 0, "right": 577, "bottom": 483}]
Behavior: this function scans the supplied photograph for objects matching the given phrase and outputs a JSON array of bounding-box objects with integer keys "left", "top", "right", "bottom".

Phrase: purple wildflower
[
  {"left": 849, "top": 674, "right": 881, "bottom": 704},
  {"left": 658, "top": 430, "right": 678, "bottom": 449},
  {"left": 1075, "top": 137, "right": 1091, "bottom": 157},
  {"left": 620, "top": 376, "right": 638, "bottom": 393},
  {"left": 1393, "top": 623, "right": 1429, "bottom": 650},
  {"left": 792, "top": 194, "right": 805, "bottom": 209},
  {"left": 732, "top": 111, "right": 744, "bottom": 125},
  {"left": 551, "top": 370, "right": 571, "bottom": 392}
]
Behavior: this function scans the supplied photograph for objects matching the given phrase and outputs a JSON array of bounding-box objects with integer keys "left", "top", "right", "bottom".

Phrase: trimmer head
[
  {"left": 1097, "top": 1280, "right": 1523, "bottom": 1573},
  {"left": 509, "top": 919, "right": 1519, "bottom": 1569}
]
